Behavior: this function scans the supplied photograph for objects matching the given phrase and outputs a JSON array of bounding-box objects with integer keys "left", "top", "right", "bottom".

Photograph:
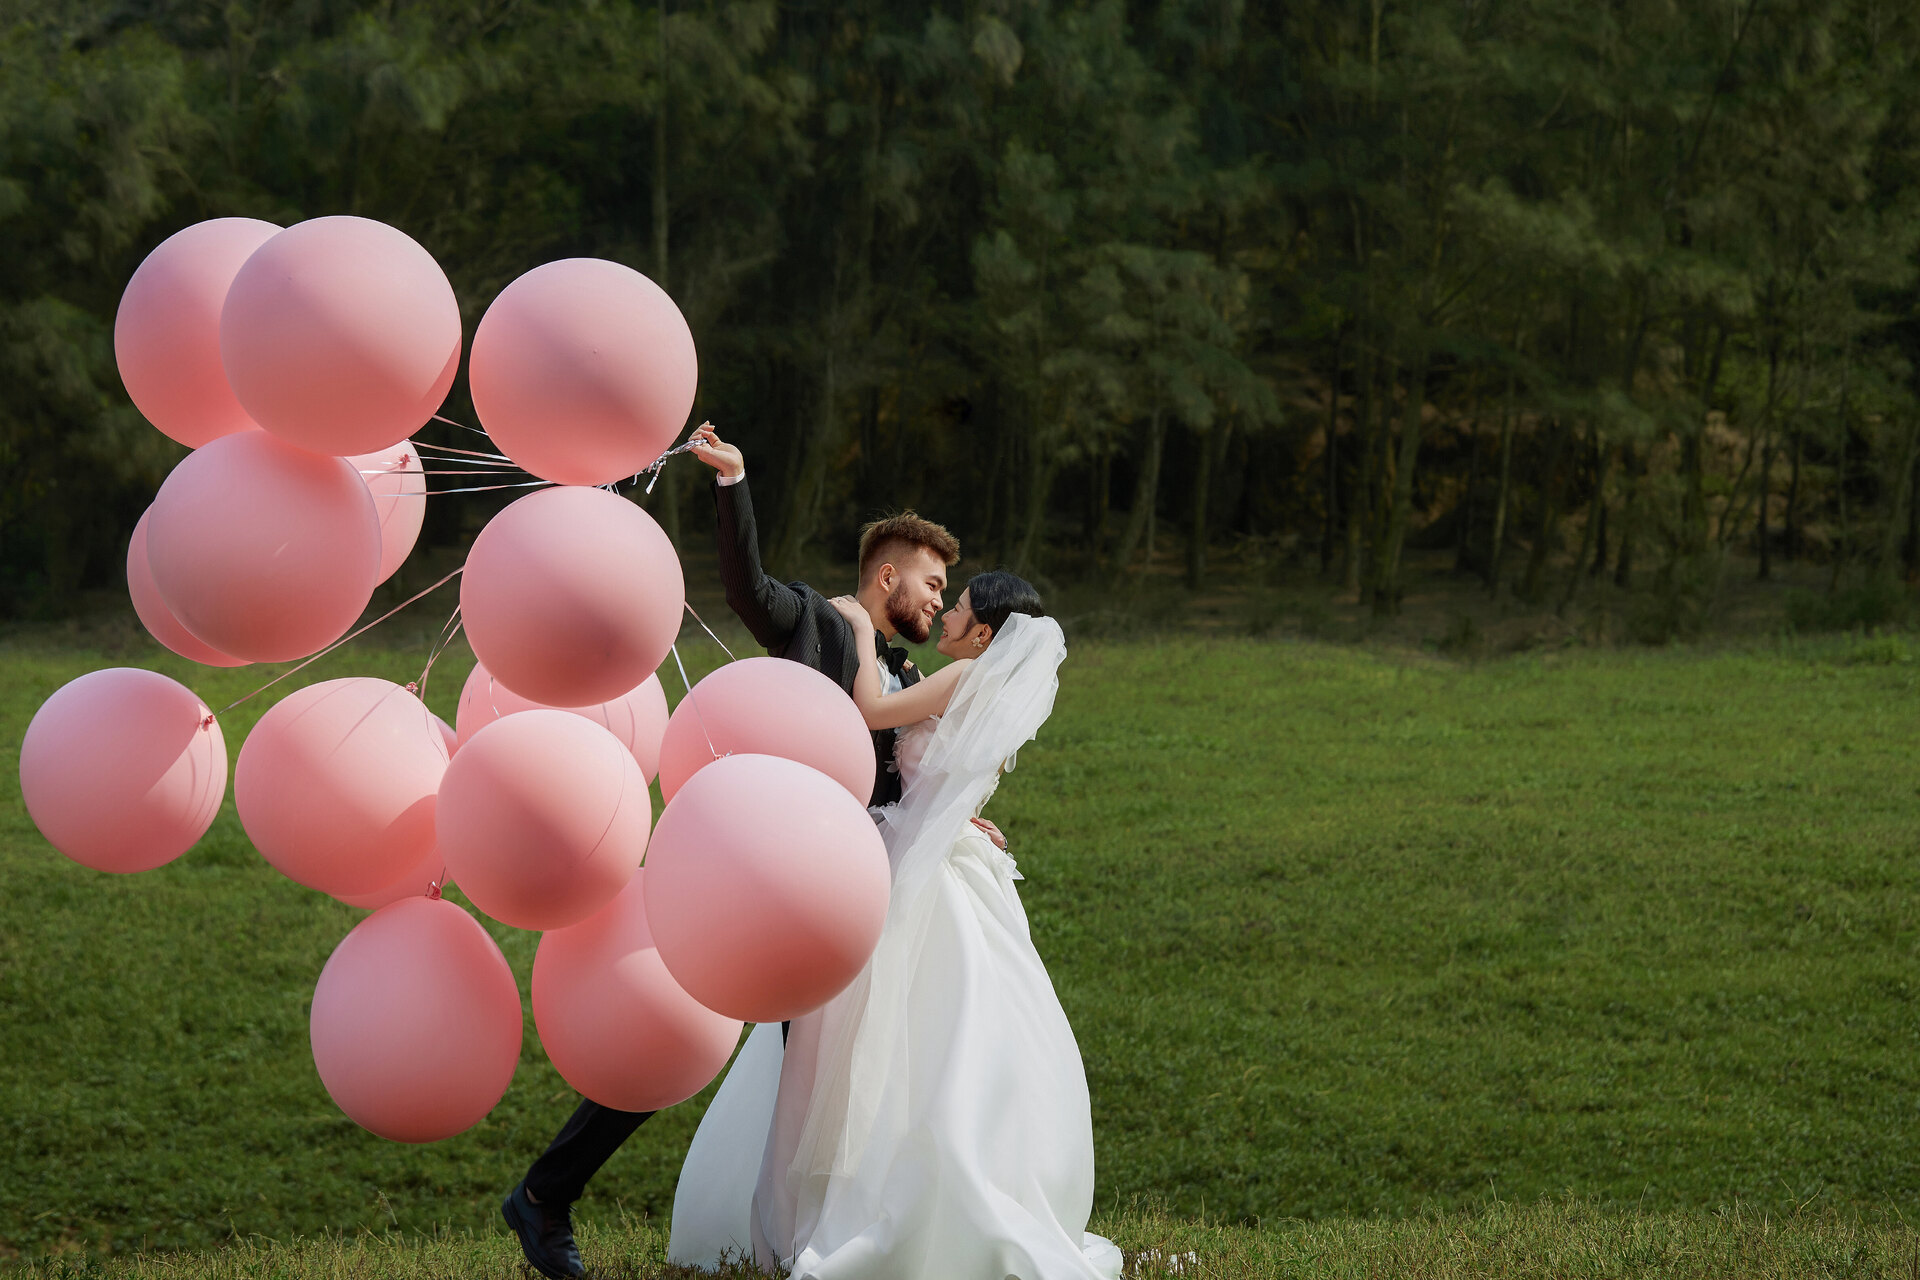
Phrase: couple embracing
[{"left": 501, "top": 424, "right": 1120, "bottom": 1280}]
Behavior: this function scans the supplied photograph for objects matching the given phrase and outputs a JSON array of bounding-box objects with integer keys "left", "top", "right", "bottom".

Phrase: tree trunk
[
  {"left": 1830, "top": 426, "right": 1849, "bottom": 595},
  {"left": 1320, "top": 336, "right": 1342, "bottom": 576},
  {"left": 1091, "top": 453, "right": 1112, "bottom": 565},
  {"left": 1830, "top": 358, "right": 1853, "bottom": 595},
  {"left": 1487, "top": 370, "right": 1516, "bottom": 594},
  {"left": 1111, "top": 406, "right": 1166, "bottom": 578},
  {"left": 1455, "top": 402, "right": 1482, "bottom": 576},
  {"left": 1363, "top": 354, "right": 1399, "bottom": 611},
  {"left": 1613, "top": 444, "right": 1639, "bottom": 589},
  {"left": 1519, "top": 418, "right": 1570, "bottom": 603},
  {"left": 772, "top": 334, "right": 840, "bottom": 568},
  {"left": 1558, "top": 434, "right": 1612, "bottom": 616},
  {"left": 1589, "top": 493, "right": 1609, "bottom": 577},
  {"left": 1757, "top": 432, "right": 1776, "bottom": 580},
  {"left": 1344, "top": 344, "right": 1375, "bottom": 594},
  {"left": 1013, "top": 421, "right": 1055, "bottom": 578},
  {"left": 1784, "top": 429, "right": 1802, "bottom": 562},
  {"left": 1875, "top": 416, "right": 1920, "bottom": 578},
  {"left": 1679, "top": 322, "right": 1727, "bottom": 555},
  {"left": 1373, "top": 345, "right": 1430, "bottom": 616},
  {"left": 1906, "top": 451, "right": 1920, "bottom": 578},
  {"left": 1187, "top": 422, "right": 1231, "bottom": 589},
  {"left": 976, "top": 384, "right": 1007, "bottom": 560}
]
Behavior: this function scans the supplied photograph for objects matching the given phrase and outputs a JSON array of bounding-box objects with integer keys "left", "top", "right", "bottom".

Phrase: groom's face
[{"left": 881, "top": 547, "right": 948, "bottom": 644}]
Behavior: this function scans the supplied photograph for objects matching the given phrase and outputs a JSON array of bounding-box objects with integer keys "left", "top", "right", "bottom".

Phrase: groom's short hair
[{"left": 858, "top": 511, "right": 960, "bottom": 585}]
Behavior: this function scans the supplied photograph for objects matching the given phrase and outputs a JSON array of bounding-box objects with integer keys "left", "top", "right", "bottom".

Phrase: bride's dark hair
[{"left": 966, "top": 570, "right": 1044, "bottom": 637}]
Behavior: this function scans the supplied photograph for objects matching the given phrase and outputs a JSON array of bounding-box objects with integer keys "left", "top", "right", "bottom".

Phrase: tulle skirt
[{"left": 668, "top": 823, "right": 1119, "bottom": 1279}]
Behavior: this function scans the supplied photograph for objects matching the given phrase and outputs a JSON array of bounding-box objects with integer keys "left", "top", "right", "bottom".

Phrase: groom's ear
[{"left": 874, "top": 562, "right": 897, "bottom": 592}]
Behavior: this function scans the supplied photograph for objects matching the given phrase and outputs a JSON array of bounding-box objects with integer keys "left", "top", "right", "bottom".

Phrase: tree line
[{"left": 5, "top": 0, "right": 1920, "bottom": 630}]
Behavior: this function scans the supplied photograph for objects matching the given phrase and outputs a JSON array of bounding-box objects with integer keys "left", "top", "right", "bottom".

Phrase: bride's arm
[{"left": 833, "top": 597, "right": 973, "bottom": 730}]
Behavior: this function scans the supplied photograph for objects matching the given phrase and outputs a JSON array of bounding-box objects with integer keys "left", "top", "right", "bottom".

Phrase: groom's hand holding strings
[{"left": 688, "top": 422, "right": 744, "bottom": 479}]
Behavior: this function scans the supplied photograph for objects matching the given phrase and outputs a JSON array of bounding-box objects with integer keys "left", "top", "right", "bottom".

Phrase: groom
[{"left": 501, "top": 423, "right": 966, "bottom": 1279}]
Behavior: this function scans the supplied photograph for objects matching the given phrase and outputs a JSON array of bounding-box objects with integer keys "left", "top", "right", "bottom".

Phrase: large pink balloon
[
  {"left": 115, "top": 217, "right": 282, "bottom": 447},
  {"left": 533, "top": 869, "right": 741, "bottom": 1111},
  {"left": 126, "top": 509, "right": 248, "bottom": 668},
  {"left": 344, "top": 439, "right": 426, "bottom": 584},
  {"left": 461, "top": 486, "right": 684, "bottom": 707},
  {"left": 235, "top": 678, "right": 449, "bottom": 896},
  {"left": 437, "top": 711, "right": 650, "bottom": 931},
  {"left": 146, "top": 430, "right": 381, "bottom": 662},
  {"left": 19, "top": 668, "right": 227, "bottom": 874},
  {"left": 455, "top": 660, "right": 669, "bottom": 783},
  {"left": 658, "top": 656, "right": 875, "bottom": 805},
  {"left": 310, "top": 896, "right": 521, "bottom": 1143},
  {"left": 470, "top": 258, "right": 697, "bottom": 485},
  {"left": 644, "top": 754, "right": 889, "bottom": 1023},
  {"left": 220, "top": 216, "right": 461, "bottom": 456}
]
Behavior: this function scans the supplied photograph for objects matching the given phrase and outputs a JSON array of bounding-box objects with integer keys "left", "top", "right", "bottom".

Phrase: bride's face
[{"left": 935, "top": 588, "right": 989, "bottom": 659}]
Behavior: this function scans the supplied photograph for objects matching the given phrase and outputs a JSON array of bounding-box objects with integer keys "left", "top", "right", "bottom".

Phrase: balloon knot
[
  {"left": 405, "top": 681, "right": 419, "bottom": 694},
  {"left": 201, "top": 713, "right": 216, "bottom": 729},
  {"left": 428, "top": 879, "right": 443, "bottom": 901}
]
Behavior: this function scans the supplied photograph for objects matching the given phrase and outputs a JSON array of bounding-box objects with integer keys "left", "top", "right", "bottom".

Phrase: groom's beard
[{"left": 886, "top": 585, "right": 932, "bottom": 643}]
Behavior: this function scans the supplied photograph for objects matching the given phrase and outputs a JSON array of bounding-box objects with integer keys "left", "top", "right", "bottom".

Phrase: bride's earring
[{"left": 972, "top": 633, "right": 985, "bottom": 649}]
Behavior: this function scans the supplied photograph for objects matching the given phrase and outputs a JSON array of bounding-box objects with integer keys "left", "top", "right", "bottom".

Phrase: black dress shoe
[{"left": 502, "top": 1180, "right": 587, "bottom": 1279}]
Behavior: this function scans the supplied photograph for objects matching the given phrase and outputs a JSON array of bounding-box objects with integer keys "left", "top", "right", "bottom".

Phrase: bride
[{"left": 667, "top": 571, "right": 1120, "bottom": 1280}]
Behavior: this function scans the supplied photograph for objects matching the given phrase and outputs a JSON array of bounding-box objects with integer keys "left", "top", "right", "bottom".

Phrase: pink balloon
[
  {"left": 126, "top": 508, "right": 248, "bottom": 668},
  {"left": 310, "top": 896, "right": 521, "bottom": 1143},
  {"left": 437, "top": 710, "right": 650, "bottom": 931},
  {"left": 334, "top": 845, "right": 451, "bottom": 911},
  {"left": 344, "top": 439, "right": 426, "bottom": 584},
  {"left": 644, "top": 754, "right": 889, "bottom": 1023},
  {"left": 431, "top": 713, "right": 459, "bottom": 757},
  {"left": 533, "top": 869, "right": 742, "bottom": 1111},
  {"left": 658, "top": 657, "right": 874, "bottom": 805},
  {"left": 115, "top": 217, "right": 282, "bottom": 447},
  {"left": 146, "top": 430, "right": 381, "bottom": 662},
  {"left": 235, "top": 678, "right": 448, "bottom": 896},
  {"left": 470, "top": 258, "right": 697, "bottom": 485},
  {"left": 461, "top": 486, "right": 684, "bottom": 708},
  {"left": 19, "top": 668, "right": 227, "bottom": 874},
  {"left": 455, "top": 660, "right": 669, "bottom": 783},
  {"left": 220, "top": 216, "right": 462, "bottom": 456}
]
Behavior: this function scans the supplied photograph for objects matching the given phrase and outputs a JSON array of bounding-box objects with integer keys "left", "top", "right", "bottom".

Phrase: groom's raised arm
[{"left": 710, "top": 474, "right": 805, "bottom": 652}]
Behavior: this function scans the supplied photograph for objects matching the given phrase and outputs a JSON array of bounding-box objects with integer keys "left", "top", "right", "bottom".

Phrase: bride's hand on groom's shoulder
[{"left": 828, "top": 595, "right": 869, "bottom": 628}]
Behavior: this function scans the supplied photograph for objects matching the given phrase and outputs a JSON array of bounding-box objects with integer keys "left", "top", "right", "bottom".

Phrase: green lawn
[{"left": 4, "top": 621, "right": 1920, "bottom": 1265}]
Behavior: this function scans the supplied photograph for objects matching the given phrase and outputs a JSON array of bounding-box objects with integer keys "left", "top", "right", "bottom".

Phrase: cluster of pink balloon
[{"left": 16, "top": 215, "right": 894, "bottom": 1145}]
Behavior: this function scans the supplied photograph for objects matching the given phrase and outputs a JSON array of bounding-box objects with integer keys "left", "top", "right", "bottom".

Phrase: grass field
[
  {"left": 17, "top": 1200, "right": 1920, "bottom": 1278},
  {"left": 5, "top": 614, "right": 1920, "bottom": 1268}
]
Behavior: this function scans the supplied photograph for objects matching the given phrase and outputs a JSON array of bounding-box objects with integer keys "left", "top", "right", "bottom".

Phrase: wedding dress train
[{"left": 668, "top": 615, "right": 1119, "bottom": 1279}]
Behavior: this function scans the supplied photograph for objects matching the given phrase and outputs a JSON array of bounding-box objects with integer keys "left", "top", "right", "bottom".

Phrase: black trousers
[
  {"left": 520, "top": 1022, "right": 787, "bottom": 1205},
  {"left": 523, "top": 1099, "right": 654, "bottom": 1205}
]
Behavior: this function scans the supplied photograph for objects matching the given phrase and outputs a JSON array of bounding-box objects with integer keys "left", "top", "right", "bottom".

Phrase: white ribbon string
[{"left": 206, "top": 566, "right": 466, "bottom": 721}]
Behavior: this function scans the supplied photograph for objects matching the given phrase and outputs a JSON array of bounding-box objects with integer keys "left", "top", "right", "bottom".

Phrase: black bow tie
[{"left": 877, "top": 636, "right": 911, "bottom": 674}]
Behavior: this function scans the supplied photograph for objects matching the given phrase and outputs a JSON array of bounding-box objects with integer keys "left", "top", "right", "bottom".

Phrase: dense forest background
[{"left": 7, "top": 0, "right": 1920, "bottom": 636}]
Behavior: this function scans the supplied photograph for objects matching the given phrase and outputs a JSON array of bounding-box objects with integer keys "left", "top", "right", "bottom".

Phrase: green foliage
[{"left": 11, "top": 0, "right": 1920, "bottom": 614}]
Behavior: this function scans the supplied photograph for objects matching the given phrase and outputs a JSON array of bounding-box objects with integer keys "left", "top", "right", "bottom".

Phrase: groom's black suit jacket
[
  {"left": 518, "top": 474, "right": 918, "bottom": 1204},
  {"left": 712, "top": 476, "right": 921, "bottom": 808}
]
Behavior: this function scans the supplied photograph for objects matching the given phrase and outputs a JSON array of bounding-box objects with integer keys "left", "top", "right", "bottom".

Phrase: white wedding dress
[{"left": 668, "top": 614, "right": 1121, "bottom": 1279}]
